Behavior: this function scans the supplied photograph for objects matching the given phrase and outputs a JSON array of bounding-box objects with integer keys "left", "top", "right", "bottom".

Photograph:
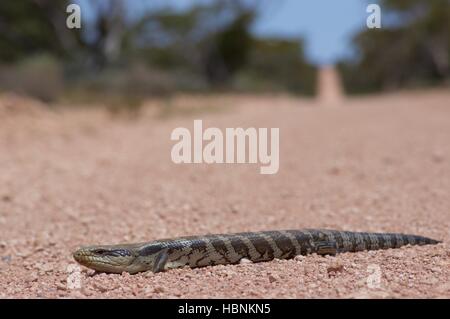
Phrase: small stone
[
  {"left": 436, "top": 282, "right": 450, "bottom": 293},
  {"left": 93, "top": 282, "right": 108, "bottom": 292},
  {"left": 309, "top": 283, "right": 318, "bottom": 289},
  {"left": 431, "top": 152, "right": 444, "bottom": 163},
  {"left": 33, "top": 247, "right": 44, "bottom": 253},
  {"left": 1, "top": 195, "right": 11, "bottom": 202},
  {"left": 268, "top": 274, "right": 279, "bottom": 283},
  {"left": 81, "top": 287, "right": 93, "bottom": 296},
  {"left": 153, "top": 286, "right": 165, "bottom": 293},
  {"left": 25, "top": 273, "right": 39, "bottom": 283},
  {"left": 56, "top": 283, "right": 67, "bottom": 291},
  {"left": 69, "top": 290, "right": 85, "bottom": 298},
  {"left": 17, "top": 249, "right": 32, "bottom": 258},
  {"left": 1, "top": 255, "right": 11, "bottom": 263},
  {"left": 328, "top": 166, "right": 341, "bottom": 175},
  {"left": 239, "top": 258, "right": 252, "bottom": 264},
  {"left": 36, "top": 262, "right": 53, "bottom": 273},
  {"left": 430, "top": 267, "right": 441, "bottom": 273},
  {"left": 327, "top": 264, "right": 344, "bottom": 275}
]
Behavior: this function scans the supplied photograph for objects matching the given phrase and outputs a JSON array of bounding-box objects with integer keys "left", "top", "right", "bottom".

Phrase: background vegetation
[
  {"left": 0, "top": 0, "right": 316, "bottom": 104},
  {"left": 338, "top": 0, "right": 449, "bottom": 93},
  {"left": 0, "top": 0, "right": 448, "bottom": 102}
]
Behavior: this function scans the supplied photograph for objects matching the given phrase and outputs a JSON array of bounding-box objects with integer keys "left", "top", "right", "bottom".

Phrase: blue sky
[
  {"left": 153, "top": 0, "right": 372, "bottom": 65},
  {"left": 253, "top": 0, "right": 370, "bottom": 65},
  {"left": 78, "top": 0, "right": 374, "bottom": 65}
]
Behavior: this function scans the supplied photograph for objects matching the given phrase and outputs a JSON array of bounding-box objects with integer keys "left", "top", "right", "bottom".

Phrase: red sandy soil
[{"left": 0, "top": 91, "right": 449, "bottom": 298}]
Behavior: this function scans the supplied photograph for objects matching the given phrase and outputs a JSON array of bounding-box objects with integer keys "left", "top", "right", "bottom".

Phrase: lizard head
[{"left": 73, "top": 243, "right": 143, "bottom": 274}]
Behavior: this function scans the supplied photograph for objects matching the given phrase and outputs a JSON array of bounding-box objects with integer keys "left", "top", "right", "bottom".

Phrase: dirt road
[{"left": 0, "top": 91, "right": 449, "bottom": 298}]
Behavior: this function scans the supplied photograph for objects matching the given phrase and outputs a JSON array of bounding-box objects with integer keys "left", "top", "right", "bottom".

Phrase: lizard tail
[{"left": 314, "top": 230, "right": 441, "bottom": 253}]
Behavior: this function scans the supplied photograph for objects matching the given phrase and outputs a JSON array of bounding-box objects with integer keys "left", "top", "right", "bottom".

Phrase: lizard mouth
[{"left": 73, "top": 247, "right": 136, "bottom": 273}]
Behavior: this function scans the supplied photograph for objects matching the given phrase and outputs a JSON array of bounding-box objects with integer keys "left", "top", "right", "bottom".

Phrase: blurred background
[
  {"left": 0, "top": 0, "right": 448, "bottom": 108},
  {"left": 1, "top": 0, "right": 450, "bottom": 299}
]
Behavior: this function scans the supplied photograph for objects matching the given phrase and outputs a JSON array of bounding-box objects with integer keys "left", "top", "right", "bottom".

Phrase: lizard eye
[{"left": 94, "top": 249, "right": 107, "bottom": 255}]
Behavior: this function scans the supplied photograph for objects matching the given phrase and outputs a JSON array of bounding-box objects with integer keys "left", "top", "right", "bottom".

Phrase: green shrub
[{"left": 0, "top": 54, "right": 63, "bottom": 102}]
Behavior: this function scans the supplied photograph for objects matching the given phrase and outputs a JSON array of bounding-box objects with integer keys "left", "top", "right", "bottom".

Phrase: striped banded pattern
[
  {"left": 138, "top": 229, "right": 440, "bottom": 271},
  {"left": 73, "top": 229, "right": 441, "bottom": 274}
]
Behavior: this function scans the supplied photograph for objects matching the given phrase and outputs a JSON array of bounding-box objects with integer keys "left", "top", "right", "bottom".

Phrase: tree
[
  {"left": 201, "top": 10, "right": 254, "bottom": 85},
  {"left": 239, "top": 38, "right": 316, "bottom": 95},
  {"left": 0, "top": 0, "right": 75, "bottom": 61},
  {"left": 339, "top": 0, "right": 449, "bottom": 93}
]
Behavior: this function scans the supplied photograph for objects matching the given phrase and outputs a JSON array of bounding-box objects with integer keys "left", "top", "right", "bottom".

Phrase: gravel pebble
[{"left": 0, "top": 92, "right": 449, "bottom": 298}]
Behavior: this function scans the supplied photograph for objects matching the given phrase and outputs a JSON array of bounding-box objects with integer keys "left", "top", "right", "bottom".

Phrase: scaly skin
[{"left": 73, "top": 229, "right": 441, "bottom": 274}]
